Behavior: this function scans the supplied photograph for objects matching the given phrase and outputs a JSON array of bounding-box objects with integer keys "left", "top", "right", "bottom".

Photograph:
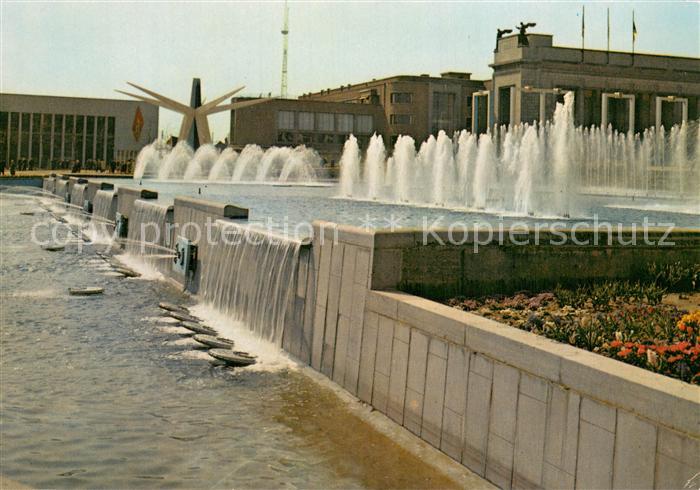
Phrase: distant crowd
[{"left": 0, "top": 159, "right": 135, "bottom": 175}]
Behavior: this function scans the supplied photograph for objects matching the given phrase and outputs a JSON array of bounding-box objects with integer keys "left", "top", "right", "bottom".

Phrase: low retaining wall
[
  {"left": 67, "top": 177, "right": 87, "bottom": 199},
  {"left": 371, "top": 229, "right": 700, "bottom": 298},
  {"left": 85, "top": 181, "right": 114, "bottom": 204},
  {"left": 0, "top": 176, "right": 44, "bottom": 187},
  {"left": 54, "top": 177, "right": 68, "bottom": 199},
  {"left": 361, "top": 290, "right": 698, "bottom": 489},
  {"left": 116, "top": 186, "right": 158, "bottom": 218},
  {"left": 282, "top": 222, "right": 700, "bottom": 489}
]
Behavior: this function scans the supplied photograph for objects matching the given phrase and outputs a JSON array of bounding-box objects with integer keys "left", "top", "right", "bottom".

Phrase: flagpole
[
  {"left": 581, "top": 5, "right": 585, "bottom": 63},
  {"left": 607, "top": 7, "right": 610, "bottom": 64}
]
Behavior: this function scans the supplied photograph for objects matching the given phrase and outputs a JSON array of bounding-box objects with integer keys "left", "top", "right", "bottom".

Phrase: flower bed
[{"left": 446, "top": 284, "right": 700, "bottom": 384}]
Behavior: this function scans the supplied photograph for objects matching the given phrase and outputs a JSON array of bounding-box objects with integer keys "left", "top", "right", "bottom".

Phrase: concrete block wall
[
  {"left": 92, "top": 190, "right": 118, "bottom": 224},
  {"left": 359, "top": 290, "right": 700, "bottom": 489},
  {"left": 54, "top": 178, "right": 68, "bottom": 199},
  {"left": 85, "top": 181, "right": 114, "bottom": 204},
  {"left": 281, "top": 220, "right": 700, "bottom": 489},
  {"left": 371, "top": 229, "right": 700, "bottom": 298},
  {"left": 116, "top": 186, "right": 158, "bottom": 219},
  {"left": 42, "top": 176, "right": 56, "bottom": 194},
  {"left": 71, "top": 184, "right": 87, "bottom": 209}
]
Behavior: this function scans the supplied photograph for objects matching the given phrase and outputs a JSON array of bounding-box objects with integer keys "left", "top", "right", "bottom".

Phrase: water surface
[{"left": 0, "top": 194, "right": 462, "bottom": 489}]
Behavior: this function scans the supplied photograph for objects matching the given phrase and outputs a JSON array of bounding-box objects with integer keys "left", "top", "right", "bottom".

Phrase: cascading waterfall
[
  {"left": 126, "top": 200, "right": 171, "bottom": 267},
  {"left": 70, "top": 184, "right": 87, "bottom": 210},
  {"left": 337, "top": 93, "right": 700, "bottom": 217},
  {"left": 134, "top": 140, "right": 321, "bottom": 183},
  {"left": 85, "top": 190, "right": 117, "bottom": 243},
  {"left": 199, "top": 222, "right": 302, "bottom": 344},
  {"left": 93, "top": 190, "right": 115, "bottom": 222}
]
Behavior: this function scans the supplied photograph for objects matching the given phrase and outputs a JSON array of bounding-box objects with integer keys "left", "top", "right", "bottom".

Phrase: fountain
[
  {"left": 134, "top": 141, "right": 321, "bottom": 183},
  {"left": 338, "top": 94, "right": 700, "bottom": 217},
  {"left": 338, "top": 136, "right": 361, "bottom": 198}
]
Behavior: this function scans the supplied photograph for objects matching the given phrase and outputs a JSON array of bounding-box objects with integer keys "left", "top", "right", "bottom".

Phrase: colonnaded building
[
  {"left": 231, "top": 32, "right": 699, "bottom": 160},
  {"left": 486, "top": 32, "right": 699, "bottom": 133},
  {"left": 0, "top": 94, "right": 158, "bottom": 169}
]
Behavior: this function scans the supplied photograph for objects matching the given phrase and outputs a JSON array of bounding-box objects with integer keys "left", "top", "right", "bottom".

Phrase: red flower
[
  {"left": 610, "top": 340, "right": 623, "bottom": 348},
  {"left": 618, "top": 348, "right": 632, "bottom": 358}
]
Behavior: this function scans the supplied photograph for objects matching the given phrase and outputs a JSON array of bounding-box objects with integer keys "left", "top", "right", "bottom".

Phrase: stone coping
[
  {"left": 174, "top": 196, "right": 248, "bottom": 219},
  {"left": 215, "top": 219, "right": 311, "bottom": 246},
  {"left": 117, "top": 186, "right": 158, "bottom": 200},
  {"left": 374, "top": 228, "right": 700, "bottom": 249},
  {"left": 134, "top": 198, "right": 173, "bottom": 214},
  {"left": 86, "top": 180, "right": 115, "bottom": 191},
  {"left": 367, "top": 289, "right": 700, "bottom": 438}
]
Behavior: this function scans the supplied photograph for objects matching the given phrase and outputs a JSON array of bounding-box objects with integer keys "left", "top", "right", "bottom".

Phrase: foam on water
[
  {"left": 189, "top": 303, "right": 296, "bottom": 373},
  {"left": 113, "top": 253, "right": 166, "bottom": 282}
]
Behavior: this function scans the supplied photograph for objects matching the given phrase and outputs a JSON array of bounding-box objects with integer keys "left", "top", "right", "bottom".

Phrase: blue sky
[{"left": 2, "top": 1, "right": 698, "bottom": 141}]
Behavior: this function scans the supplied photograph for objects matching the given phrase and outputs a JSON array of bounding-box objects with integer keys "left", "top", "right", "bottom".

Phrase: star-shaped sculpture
[{"left": 116, "top": 80, "right": 270, "bottom": 148}]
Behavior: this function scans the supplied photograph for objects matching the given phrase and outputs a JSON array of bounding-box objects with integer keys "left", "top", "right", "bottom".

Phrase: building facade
[
  {"left": 230, "top": 98, "right": 386, "bottom": 163},
  {"left": 485, "top": 33, "right": 700, "bottom": 132},
  {"left": 300, "top": 73, "right": 486, "bottom": 145},
  {"left": 0, "top": 93, "right": 158, "bottom": 169}
]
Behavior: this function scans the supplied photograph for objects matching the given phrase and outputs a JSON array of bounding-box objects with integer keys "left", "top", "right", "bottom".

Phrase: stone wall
[
  {"left": 282, "top": 221, "right": 699, "bottom": 489},
  {"left": 115, "top": 186, "right": 158, "bottom": 218},
  {"left": 370, "top": 229, "right": 700, "bottom": 299},
  {"left": 85, "top": 181, "right": 114, "bottom": 204}
]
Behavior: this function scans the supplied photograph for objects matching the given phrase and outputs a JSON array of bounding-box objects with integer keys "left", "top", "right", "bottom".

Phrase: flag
[{"left": 633, "top": 11, "right": 637, "bottom": 42}]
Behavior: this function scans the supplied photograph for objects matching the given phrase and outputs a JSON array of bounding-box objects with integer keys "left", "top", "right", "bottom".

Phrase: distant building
[
  {"left": 0, "top": 93, "right": 158, "bottom": 168},
  {"left": 229, "top": 98, "right": 386, "bottom": 164},
  {"left": 300, "top": 72, "right": 486, "bottom": 145},
  {"left": 486, "top": 33, "right": 700, "bottom": 133}
]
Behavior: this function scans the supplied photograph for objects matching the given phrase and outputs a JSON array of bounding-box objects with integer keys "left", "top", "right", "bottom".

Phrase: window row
[
  {"left": 0, "top": 112, "right": 115, "bottom": 165},
  {"left": 390, "top": 113, "right": 414, "bottom": 125},
  {"left": 390, "top": 92, "right": 413, "bottom": 104},
  {"left": 277, "top": 111, "right": 374, "bottom": 134}
]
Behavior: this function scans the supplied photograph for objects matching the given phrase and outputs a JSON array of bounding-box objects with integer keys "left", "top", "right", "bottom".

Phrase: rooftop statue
[
  {"left": 516, "top": 22, "right": 537, "bottom": 46},
  {"left": 495, "top": 28, "right": 513, "bottom": 51}
]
